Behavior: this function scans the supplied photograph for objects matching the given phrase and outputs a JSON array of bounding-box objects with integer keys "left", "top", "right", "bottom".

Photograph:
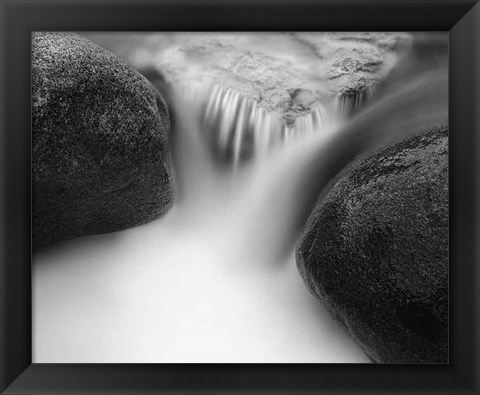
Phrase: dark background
[{"left": 0, "top": 0, "right": 479, "bottom": 394}]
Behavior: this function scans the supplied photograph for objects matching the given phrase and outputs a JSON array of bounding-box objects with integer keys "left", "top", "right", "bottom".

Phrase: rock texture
[
  {"left": 159, "top": 33, "right": 411, "bottom": 121},
  {"left": 296, "top": 126, "right": 448, "bottom": 363},
  {"left": 32, "top": 32, "right": 174, "bottom": 247},
  {"left": 84, "top": 32, "right": 414, "bottom": 164},
  {"left": 85, "top": 32, "right": 411, "bottom": 124}
]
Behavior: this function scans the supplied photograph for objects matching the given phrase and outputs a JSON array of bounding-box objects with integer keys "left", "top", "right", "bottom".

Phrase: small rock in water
[
  {"left": 32, "top": 32, "right": 174, "bottom": 247},
  {"left": 296, "top": 126, "right": 448, "bottom": 363}
]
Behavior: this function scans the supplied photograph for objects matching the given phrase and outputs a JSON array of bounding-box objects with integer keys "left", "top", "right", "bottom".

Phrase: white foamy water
[
  {"left": 33, "top": 208, "right": 368, "bottom": 363},
  {"left": 33, "top": 84, "right": 369, "bottom": 362},
  {"left": 33, "top": 32, "right": 447, "bottom": 363},
  {"left": 200, "top": 83, "right": 338, "bottom": 166}
]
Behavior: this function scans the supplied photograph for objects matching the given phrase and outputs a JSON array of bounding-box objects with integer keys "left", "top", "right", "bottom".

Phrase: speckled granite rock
[
  {"left": 32, "top": 32, "right": 174, "bottom": 247},
  {"left": 296, "top": 126, "right": 448, "bottom": 363}
]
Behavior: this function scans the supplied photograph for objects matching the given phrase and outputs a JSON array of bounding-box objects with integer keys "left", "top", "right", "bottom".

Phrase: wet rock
[
  {"left": 174, "top": 33, "right": 409, "bottom": 118},
  {"left": 296, "top": 126, "right": 448, "bottom": 363},
  {"left": 87, "top": 32, "right": 411, "bottom": 124},
  {"left": 84, "top": 33, "right": 413, "bottom": 165},
  {"left": 32, "top": 32, "right": 174, "bottom": 247}
]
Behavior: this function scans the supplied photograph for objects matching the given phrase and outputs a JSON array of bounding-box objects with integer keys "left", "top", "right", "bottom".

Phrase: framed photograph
[{"left": 1, "top": 0, "right": 479, "bottom": 394}]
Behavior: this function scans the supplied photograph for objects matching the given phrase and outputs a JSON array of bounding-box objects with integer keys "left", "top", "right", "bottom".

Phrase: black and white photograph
[{"left": 31, "top": 31, "right": 448, "bottom": 364}]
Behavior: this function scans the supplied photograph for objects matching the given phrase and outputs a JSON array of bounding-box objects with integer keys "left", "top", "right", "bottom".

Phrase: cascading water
[
  {"left": 203, "top": 84, "right": 282, "bottom": 164},
  {"left": 33, "top": 33, "right": 448, "bottom": 363},
  {"left": 336, "top": 85, "right": 376, "bottom": 117},
  {"left": 194, "top": 83, "right": 337, "bottom": 167},
  {"left": 170, "top": 62, "right": 447, "bottom": 264}
]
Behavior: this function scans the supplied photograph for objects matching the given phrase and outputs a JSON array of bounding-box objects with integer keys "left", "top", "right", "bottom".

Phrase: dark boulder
[
  {"left": 296, "top": 126, "right": 448, "bottom": 363},
  {"left": 32, "top": 32, "right": 174, "bottom": 247}
]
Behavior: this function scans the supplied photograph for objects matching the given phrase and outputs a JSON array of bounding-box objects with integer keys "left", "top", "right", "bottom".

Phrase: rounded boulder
[
  {"left": 296, "top": 126, "right": 448, "bottom": 363},
  {"left": 32, "top": 32, "right": 174, "bottom": 247}
]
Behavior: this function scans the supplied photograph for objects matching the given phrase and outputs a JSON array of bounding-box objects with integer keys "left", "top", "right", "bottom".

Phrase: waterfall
[
  {"left": 170, "top": 67, "right": 447, "bottom": 263},
  {"left": 33, "top": 34, "right": 448, "bottom": 363},
  {"left": 202, "top": 84, "right": 280, "bottom": 164},
  {"left": 199, "top": 84, "right": 334, "bottom": 166},
  {"left": 336, "top": 85, "right": 376, "bottom": 117}
]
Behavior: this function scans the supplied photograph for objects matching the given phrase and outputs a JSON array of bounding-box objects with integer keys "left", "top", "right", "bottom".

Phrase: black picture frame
[{"left": 1, "top": 0, "right": 479, "bottom": 394}]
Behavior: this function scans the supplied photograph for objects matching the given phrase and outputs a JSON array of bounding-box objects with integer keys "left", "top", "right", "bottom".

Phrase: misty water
[{"left": 33, "top": 33, "right": 447, "bottom": 363}]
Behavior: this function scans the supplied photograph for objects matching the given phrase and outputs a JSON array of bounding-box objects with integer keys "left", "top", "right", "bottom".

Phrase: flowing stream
[{"left": 33, "top": 34, "right": 447, "bottom": 363}]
